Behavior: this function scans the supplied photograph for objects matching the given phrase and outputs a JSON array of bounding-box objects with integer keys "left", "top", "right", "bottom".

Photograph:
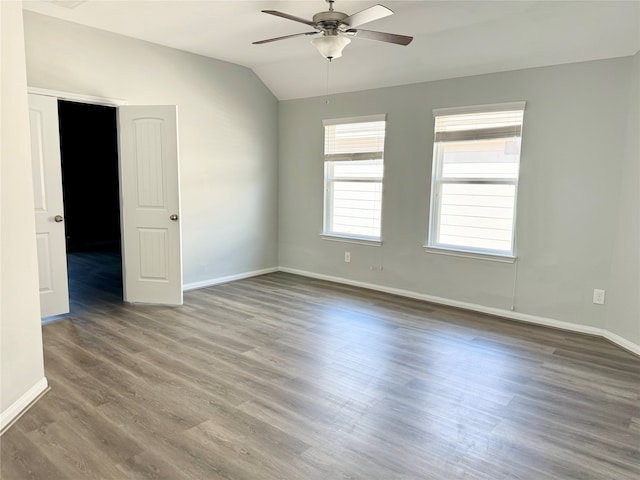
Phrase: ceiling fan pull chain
[{"left": 325, "top": 59, "right": 331, "bottom": 105}]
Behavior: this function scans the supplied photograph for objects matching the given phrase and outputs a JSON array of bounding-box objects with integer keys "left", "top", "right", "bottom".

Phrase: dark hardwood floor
[
  {"left": 1, "top": 256, "right": 639, "bottom": 479},
  {"left": 66, "top": 250, "right": 123, "bottom": 311}
]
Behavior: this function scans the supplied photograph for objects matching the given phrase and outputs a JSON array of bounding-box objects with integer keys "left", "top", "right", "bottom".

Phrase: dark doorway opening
[{"left": 58, "top": 100, "right": 123, "bottom": 308}]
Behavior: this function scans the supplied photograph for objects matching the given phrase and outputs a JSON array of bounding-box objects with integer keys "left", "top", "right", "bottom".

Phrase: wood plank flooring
[{"left": 2, "top": 254, "right": 639, "bottom": 479}]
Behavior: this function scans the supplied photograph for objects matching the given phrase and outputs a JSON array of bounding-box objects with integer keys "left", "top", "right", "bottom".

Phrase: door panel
[
  {"left": 138, "top": 228, "right": 169, "bottom": 280},
  {"left": 35, "top": 234, "right": 53, "bottom": 292},
  {"left": 118, "top": 106, "right": 182, "bottom": 305},
  {"left": 28, "top": 94, "right": 70, "bottom": 317}
]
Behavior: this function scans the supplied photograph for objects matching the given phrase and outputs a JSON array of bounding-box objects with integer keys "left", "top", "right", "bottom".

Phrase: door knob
[
  {"left": 54, "top": 215, "right": 64, "bottom": 223},
  {"left": 170, "top": 214, "right": 179, "bottom": 221}
]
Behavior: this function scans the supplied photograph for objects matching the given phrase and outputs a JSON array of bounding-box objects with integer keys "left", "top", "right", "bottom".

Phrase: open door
[
  {"left": 117, "top": 106, "right": 183, "bottom": 305},
  {"left": 28, "top": 94, "right": 70, "bottom": 317}
]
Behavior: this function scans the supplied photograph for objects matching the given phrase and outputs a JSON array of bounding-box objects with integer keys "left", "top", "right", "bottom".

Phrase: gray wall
[
  {"left": 23, "top": 12, "right": 279, "bottom": 287},
  {"left": 606, "top": 51, "right": 640, "bottom": 346},
  {"left": 1, "top": 2, "right": 46, "bottom": 422},
  {"left": 279, "top": 57, "right": 635, "bottom": 334}
]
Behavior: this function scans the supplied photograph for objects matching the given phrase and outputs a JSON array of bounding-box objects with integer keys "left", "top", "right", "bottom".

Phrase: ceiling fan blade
[
  {"left": 347, "top": 28, "right": 413, "bottom": 46},
  {"left": 253, "top": 32, "right": 318, "bottom": 45},
  {"left": 342, "top": 4, "right": 393, "bottom": 28},
  {"left": 261, "top": 10, "right": 316, "bottom": 27}
]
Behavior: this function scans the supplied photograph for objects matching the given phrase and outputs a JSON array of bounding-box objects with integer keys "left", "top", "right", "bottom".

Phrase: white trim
[
  {"left": 183, "top": 267, "right": 279, "bottom": 291},
  {"left": 27, "top": 87, "right": 128, "bottom": 106},
  {"left": 277, "top": 267, "right": 640, "bottom": 356},
  {"left": 602, "top": 330, "right": 640, "bottom": 356},
  {"left": 323, "top": 114, "right": 386, "bottom": 126},
  {"left": 321, "top": 234, "right": 382, "bottom": 246},
  {"left": 423, "top": 246, "right": 516, "bottom": 263},
  {"left": 433, "top": 101, "right": 526, "bottom": 117},
  {"left": 0, "top": 377, "right": 49, "bottom": 434},
  {"left": 42, "top": 313, "right": 71, "bottom": 325}
]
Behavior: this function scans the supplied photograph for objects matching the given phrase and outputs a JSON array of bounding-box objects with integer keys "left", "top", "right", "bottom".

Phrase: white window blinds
[
  {"left": 323, "top": 116, "right": 386, "bottom": 162},
  {"left": 434, "top": 109, "right": 524, "bottom": 143}
]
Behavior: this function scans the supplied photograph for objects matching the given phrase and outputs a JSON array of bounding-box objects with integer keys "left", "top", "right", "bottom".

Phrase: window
[
  {"left": 322, "top": 115, "right": 386, "bottom": 242},
  {"left": 428, "top": 103, "right": 525, "bottom": 258}
]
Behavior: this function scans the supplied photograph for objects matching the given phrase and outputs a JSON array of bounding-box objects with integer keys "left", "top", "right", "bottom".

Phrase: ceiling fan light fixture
[{"left": 311, "top": 35, "right": 351, "bottom": 60}]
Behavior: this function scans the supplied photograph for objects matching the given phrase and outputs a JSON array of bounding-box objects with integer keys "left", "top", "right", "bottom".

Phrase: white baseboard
[
  {"left": 183, "top": 267, "right": 279, "bottom": 292},
  {"left": 278, "top": 267, "right": 640, "bottom": 356},
  {"left": 602, "top": 330, "right": 640, "bottom": 356},
  {"left": 0, "top": 377, "right": 49, "bottom": 434}
]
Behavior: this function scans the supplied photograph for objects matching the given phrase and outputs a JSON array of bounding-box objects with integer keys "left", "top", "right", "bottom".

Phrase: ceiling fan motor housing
[{"left": 313, "top": 10, "right": 349, "bottom": 34}]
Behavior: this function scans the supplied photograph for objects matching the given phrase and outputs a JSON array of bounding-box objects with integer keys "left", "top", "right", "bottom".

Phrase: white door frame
[{"left": 28, "top": 87, "right": 128, "bottom": 108}]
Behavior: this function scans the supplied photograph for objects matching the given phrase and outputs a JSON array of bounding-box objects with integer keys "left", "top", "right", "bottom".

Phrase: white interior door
[
  {"left": 118, "top": 105, "right": 183, "bottom": 305},
  {"left": 28, "top": 94, "right": 70, "bottom": 317}
]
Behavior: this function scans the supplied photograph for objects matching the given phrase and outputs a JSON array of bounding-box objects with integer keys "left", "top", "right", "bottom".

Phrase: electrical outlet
[
  {"left": 593, "top": 289, "right": 605, "bottom": 305},
  {"left": 344, "top": 251, "right": 351, "bottom": 263}
]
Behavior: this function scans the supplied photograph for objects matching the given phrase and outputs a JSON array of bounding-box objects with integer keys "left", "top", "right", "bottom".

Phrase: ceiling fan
[{"left": 253, "top": 0, "right": 413, "bottom": 60}]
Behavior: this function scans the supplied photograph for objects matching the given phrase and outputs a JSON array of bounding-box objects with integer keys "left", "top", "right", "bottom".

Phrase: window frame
[
  {"left": 321, "top": 115, "right": 386, "bottom": 244},
  {"left": 426, "top": 102, "right": 525, "bottom": 260}
]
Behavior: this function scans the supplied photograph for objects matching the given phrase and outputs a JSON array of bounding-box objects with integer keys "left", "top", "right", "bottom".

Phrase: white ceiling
[{"left": 22, "top": 1, "right": 640, "bottom": 100}]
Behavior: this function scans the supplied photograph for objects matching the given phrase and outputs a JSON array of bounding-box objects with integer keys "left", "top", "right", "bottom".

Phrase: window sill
[
  {"left": 423, "top": 246, "right": 516, "bottom": 263},
  {"left": 321, "top": 234, "right": 382, "bottom": 247}
]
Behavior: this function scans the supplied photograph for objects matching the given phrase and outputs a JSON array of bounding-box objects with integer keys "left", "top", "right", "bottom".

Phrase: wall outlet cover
[{"left": 592, "top": 289, "right": 605, "bottom": 305}]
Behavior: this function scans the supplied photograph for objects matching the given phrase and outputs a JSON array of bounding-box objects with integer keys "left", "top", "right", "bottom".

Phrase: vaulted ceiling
[{"left": 22, "top": 1, "right": 640, "bottom": 100}]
